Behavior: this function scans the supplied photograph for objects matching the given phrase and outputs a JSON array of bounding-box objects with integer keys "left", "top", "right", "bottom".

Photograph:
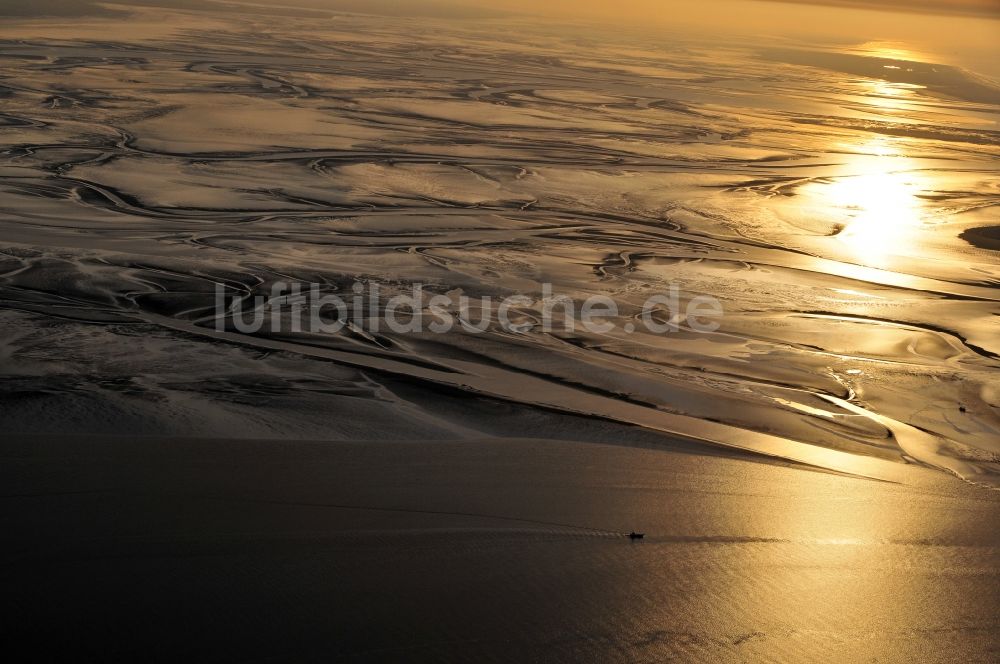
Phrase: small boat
[{"left": 628, "top": 531, "right": 644, "bottom": 540}]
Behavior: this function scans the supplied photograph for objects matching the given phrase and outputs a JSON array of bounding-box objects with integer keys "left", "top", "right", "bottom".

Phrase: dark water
[{"left": 3, "top": 436, "right": 998, "bottom": 662}]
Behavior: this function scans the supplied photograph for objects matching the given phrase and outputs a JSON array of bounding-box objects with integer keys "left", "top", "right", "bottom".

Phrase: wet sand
[
  {"left": 0, "top": 4, "right": 998, "bottom": 487},
  {"left": 2, "top": 434, "right": 998, "bottom": 662}
]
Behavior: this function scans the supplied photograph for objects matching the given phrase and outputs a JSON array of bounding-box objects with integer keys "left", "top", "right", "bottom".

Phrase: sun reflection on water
[
  {"left": 822, "top": 140, "right": 925, "bottom": 269},
  {"left": 852, "top": 41, "right": 928, "bottom": 65},
  {"left": 863, "top": 79, "right": 923, "bottom": 114}
]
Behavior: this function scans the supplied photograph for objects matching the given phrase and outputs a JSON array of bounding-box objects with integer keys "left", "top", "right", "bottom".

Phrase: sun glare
[{"left": 823, "top": 140, "right": 924, "bottom": 268}]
